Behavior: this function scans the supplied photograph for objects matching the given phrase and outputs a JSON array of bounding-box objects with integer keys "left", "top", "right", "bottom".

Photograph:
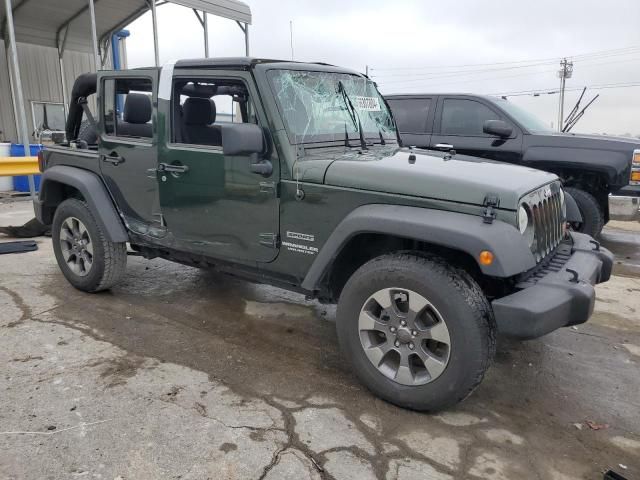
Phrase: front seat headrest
[
  {"left": 183, "top": 97, "right": 216, "bottom": 125},
  {"left": 123, "top": 93, "right": 152, "bottom": 124}
]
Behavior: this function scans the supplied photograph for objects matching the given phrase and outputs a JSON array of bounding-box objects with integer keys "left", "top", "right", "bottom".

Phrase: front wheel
[
  {"left": 52, "top": 198, "right": 127, "bottom": 292},
  {"left": 336, "top": 253, "right": 496, "bottom": 411}
]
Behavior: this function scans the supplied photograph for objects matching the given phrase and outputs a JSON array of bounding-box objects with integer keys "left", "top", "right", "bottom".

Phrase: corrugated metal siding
[
  {"left": 0, "top": 41, "right": 17, "bottom": 142},
  {"left": 63, "top": 49, "right": 99, "bottom": 113},
  {"left": 0, "top": 41, "right": 105, "bottom": 142}
]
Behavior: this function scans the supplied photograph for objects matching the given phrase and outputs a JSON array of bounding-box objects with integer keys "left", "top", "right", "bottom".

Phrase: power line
[
  {"left": 488, "top": 82, "right": 640, "bottom": 97},
  {"left": 369, "top": 45, "right": 640, "bottom": 74},
  {"left": 371, "top": 60, "right": 558, "bottom": 80},
  {"left": 372, "top": 51, "right": 640, "bottom": 82},
  {"left": 376, "top": 68, "right": 559, "bottom": 89},
  {"left": 373, "top": 56, "right": 640, "bottom": 88}
]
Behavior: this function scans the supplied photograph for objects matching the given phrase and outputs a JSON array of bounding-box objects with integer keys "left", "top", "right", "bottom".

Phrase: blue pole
[{"left": 111, "top": 30, "right": 130, "bottom": 115}]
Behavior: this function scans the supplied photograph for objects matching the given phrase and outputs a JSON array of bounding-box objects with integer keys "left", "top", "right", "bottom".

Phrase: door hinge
[
  {"left": 482, "top": 195, "right": 500, "bottom": 224},
  {"left": 153, "top": 212, "right": 166, "bottom": 227},
  {"left": 259, "top": 233, "right": 280, "bottom": 248}
]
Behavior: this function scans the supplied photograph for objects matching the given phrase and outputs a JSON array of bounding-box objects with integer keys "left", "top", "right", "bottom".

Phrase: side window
[
  {"left": 441, "top": 99, "right": 500, "bottom": 136},
  {"left": 32, "top": 102, "right": 66, "bottom": 133},
  {"left": 102, "top": 77, "right": 153, "bottom": 139},
  {"left": 388, "top": 98, "right": 431, "bottom": 134},
  {"left": 172, "top": 78, "right": 257, "bottom": 146}
]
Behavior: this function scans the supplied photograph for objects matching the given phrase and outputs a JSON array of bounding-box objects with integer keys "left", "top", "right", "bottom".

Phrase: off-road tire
[
  {"left": 565, "top": 187, "right": 604, "bottom": 237},
  {"left": 76, "top": 120, "right": 98, "bottom": 145},
  {"left": 336, "top": 253, "right": 496, "bottom": 411},
  {"left": 52, "top": 198, "right": 127, "bottom": 292}
]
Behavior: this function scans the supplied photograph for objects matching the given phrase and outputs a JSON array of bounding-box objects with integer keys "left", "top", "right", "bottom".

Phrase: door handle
[
  {"left": 434, "top": 143, "right": 454, "bottom": 150},
  {"left": 158, "top": 162, "right": 189, "bottom": 174},
  {"left": 250, "top": 160, "right": 273, "bottom": 177},
  {"left": 102, "top": 153, "right": 125, "bottom": 165}
]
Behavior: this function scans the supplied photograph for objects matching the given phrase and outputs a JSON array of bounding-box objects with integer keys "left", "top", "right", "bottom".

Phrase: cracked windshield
[{"left": 268, "top": 69, "right": 396, "bottom": 144}]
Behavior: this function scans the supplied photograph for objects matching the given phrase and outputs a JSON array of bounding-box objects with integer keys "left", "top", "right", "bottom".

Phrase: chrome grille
[{"left": 522, "top": 183, "right": 565, "bottom": 263}]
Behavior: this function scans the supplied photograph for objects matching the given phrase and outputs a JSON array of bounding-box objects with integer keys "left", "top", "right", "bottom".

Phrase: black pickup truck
[{"left": 386, "top": 93, "right": 640, "bottom": 237}]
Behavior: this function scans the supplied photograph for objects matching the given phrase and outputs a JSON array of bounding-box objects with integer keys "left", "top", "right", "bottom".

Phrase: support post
[
  {"left": 58, "top": 26, "right": 70, "bottom": 117},
  {"left": 58, "top": 54, "right": 68, "bottom": 117},
  {"left": 88, "top": 0, "right": 100, "bottom": 68},
  {"left": 203, "top": 11, "right": 209, "bottom": 58},
  {"left": 150, "top": 0, "right": 160, "bottom": 66},
  {"left": 244, "top": 23, "right": 249, "bottom": 56},
  {"left": 3, "top": 0, "right": 36, "bottom": 200}
]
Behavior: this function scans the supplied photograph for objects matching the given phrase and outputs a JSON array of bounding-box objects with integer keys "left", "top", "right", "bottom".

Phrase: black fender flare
[
  {"left": 36, "top": 165, "right": 128, "bottom": 242},
  {"left": 301, "top": 204, "right": 536, "bottom": 291},
  {"left": 563, "top": 191, "right": 582, "bottom": 223}
]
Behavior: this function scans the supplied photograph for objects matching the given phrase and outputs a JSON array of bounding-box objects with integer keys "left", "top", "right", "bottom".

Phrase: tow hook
[
  {"left": 566, "top": 268, "right": 580, "bottom": 283},
  {"left": 589, "top": 239, "right": 600, "bottom": 251}
]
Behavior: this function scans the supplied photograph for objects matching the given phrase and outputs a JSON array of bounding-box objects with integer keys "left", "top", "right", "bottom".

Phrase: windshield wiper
[
  {"left": 338, "top": 81, "right": 368, "bottom": 151},
  {"left": 344, "top": 123, "right": 351, "bottom": 148}
]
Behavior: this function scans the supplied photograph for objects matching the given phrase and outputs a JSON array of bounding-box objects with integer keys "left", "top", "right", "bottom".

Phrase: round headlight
[{"left": 518, "top": 205, "right": 529, "bottom": 234}]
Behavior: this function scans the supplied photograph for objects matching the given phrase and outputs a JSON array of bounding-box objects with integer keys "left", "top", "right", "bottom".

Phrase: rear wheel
[
  {"left": 565, "top": 187, "right": 604, "bottom": 237},
  {"left": 52, "top": 198, "right": 127, "bottom": 292},
  {"left": 336, "top": 253, "right": 496, "bottom": 411}
]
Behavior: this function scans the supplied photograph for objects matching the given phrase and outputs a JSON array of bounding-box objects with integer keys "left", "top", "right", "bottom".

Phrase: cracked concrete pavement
[{"left": 1, "top": 199, "right": 639, "bottom": 479}]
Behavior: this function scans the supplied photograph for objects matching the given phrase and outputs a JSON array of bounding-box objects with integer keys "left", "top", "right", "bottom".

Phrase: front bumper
[
  {"left": 609, "top": 185, "right": 640, "bottom": 221},
  {"left": 491, "top": 232, "right": 613, "bottom": 339}
]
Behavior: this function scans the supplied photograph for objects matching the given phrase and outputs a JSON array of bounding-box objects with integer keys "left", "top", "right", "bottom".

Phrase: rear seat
[{"left": 117, "top": 93, "right": 152, "bottom": 138}]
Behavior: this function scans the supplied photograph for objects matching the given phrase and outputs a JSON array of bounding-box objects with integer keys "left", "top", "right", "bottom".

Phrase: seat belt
[{"left": 78, "top": 97, "right": 97, "bottom": 130}]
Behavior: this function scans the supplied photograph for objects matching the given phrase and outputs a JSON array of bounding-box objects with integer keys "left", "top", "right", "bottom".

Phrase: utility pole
[
  {"left": 365, "top": 65, "right": 369, "bottom": 77},
  {"left": 557, "top": 58, "right": 573, "bottom": 131}
]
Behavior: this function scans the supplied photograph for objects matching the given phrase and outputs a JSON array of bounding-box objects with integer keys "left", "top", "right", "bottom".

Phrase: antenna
[
  {"left": 563, "top": 87, "right": 586, "bottom": 129},
  {"left": 289, "top": 21, "right": 294, "bottom": 60},
  {"left": 563, "top": 94, "right": 599, "bottom": 132}
]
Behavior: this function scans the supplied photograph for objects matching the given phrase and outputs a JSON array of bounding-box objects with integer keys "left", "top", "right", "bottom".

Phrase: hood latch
[{"left": 482, "top": 195, "right": 500, "bottom": 224}]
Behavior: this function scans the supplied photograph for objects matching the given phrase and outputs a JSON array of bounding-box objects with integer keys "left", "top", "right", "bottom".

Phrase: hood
[{"left": 321, "top": 147, "right": 557, "bottom": 209}]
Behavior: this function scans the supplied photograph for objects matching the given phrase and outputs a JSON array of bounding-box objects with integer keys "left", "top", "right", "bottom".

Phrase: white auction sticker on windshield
[{"left": 354, "top": 96, "right": 381, "bottom": 111}]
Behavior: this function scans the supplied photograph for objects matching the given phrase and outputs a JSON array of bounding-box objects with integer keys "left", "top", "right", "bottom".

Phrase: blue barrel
[{"left": 10, "top": 144, "right": 43, "bottom": 192}]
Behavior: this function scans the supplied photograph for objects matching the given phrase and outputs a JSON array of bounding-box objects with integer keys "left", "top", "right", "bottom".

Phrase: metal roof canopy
[
  {"left": 1, "top": 0, "right": 251, "bottom": 60},
  {"left": 2, "top": 0, "right": 251, "bottom": 198}
]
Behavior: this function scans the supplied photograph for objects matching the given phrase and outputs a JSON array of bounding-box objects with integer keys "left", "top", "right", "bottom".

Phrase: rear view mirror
[
  {"left": 483, "top": 119, "right": 513, "bottom": 138},
  {"left": 221, "top": 123, "right": 265, "bottom": 156}
]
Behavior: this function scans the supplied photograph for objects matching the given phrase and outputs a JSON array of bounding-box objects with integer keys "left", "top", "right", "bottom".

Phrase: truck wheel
[
  {"left": 565, "top": 187, "right": 604, "bottom": 237},
  {"left": 52, "top": 198, "right": 127, "bottom": 292},
  {"left": 336, "top": 253, "right": 496, "bottom": 411}
]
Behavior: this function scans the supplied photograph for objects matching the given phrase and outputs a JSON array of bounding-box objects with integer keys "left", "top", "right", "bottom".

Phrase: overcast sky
[{"left": 125, "top": 0, "right": 640, "bottom": 136}]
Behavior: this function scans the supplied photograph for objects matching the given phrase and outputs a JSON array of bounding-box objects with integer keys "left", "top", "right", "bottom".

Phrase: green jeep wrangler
[{"left": 36, "top": 58, "right": 613, "bottom": 411}]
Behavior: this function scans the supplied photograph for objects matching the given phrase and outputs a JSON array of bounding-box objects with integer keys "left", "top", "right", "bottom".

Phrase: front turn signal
[{"left": 479, "top": 250, "right": 494, "bottom": 266}]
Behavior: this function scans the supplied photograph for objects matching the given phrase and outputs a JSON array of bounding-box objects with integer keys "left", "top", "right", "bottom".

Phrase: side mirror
[
  {"left": 483, "top": 119, "right": 513, "bottom": 138},
  {"left": 221, "top": 123, "right": 265, "bottom": 156}
]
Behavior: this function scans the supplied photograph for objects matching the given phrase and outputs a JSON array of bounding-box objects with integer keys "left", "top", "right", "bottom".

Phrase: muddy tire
[
  {"left": 565, "top": 187, "right": 604, "bottom": 237},
  {"left": 336, "top": 253, "right": 496, "bottom": 411},
  {"left": 52, "top": 198, "right": 127, "bottom": 292}
]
